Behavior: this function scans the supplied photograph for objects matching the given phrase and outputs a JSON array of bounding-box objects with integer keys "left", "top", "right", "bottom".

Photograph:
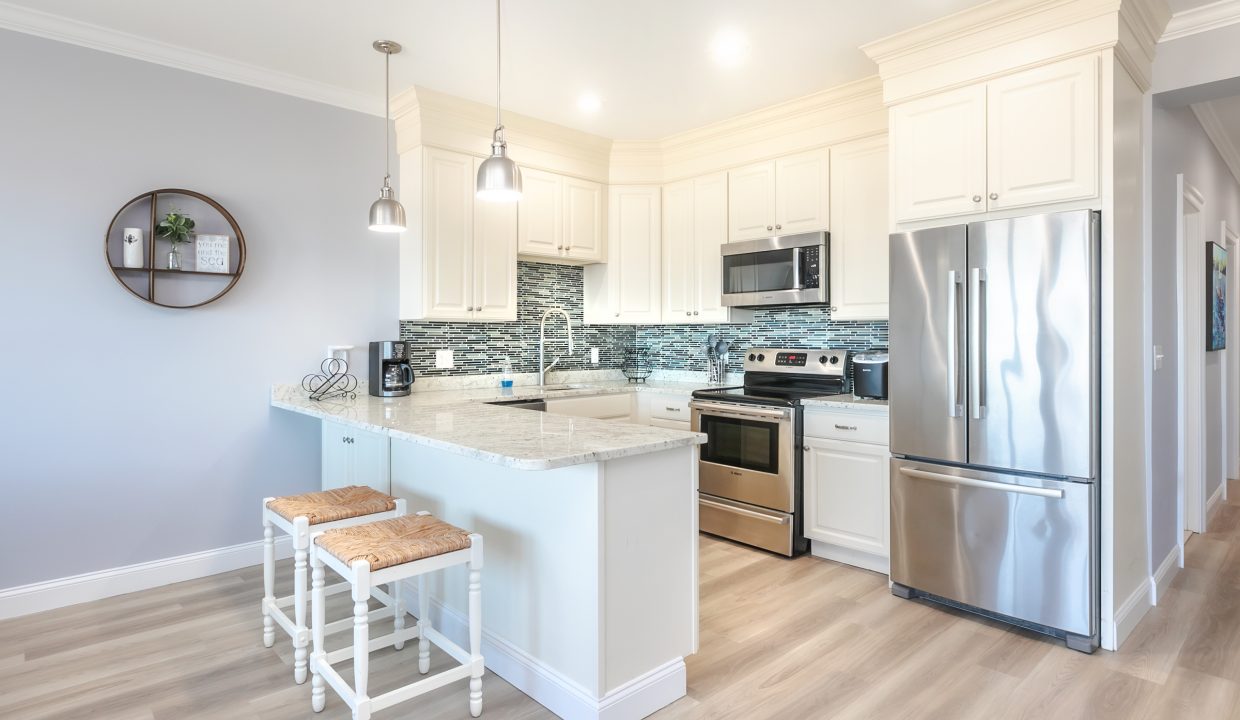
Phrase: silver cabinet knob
[
  {"left": 775, "top": 224, "right": 782, "bottom": 230},
  {"left": 614, "top": 313, "right": 620, "bottom": 317},
  {"left": 693, "top": 311, "right": 699, "bottom": 316},
  {"left": 972, "top": 195, "right": 982, "bottom": 203},
  {"left": 989, "top": 193, "right": 999, "bottom": 200},
  {"left": 686, "top": 311, "right": 691, "bottom": 316},
  {"left": 766, "top": 225, "right": 773, "bottom": 231}
]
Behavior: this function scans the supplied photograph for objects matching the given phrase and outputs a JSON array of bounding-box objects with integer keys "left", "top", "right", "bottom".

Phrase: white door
[
  {"left": 803, "top": 437, "right": 889, "bottom": 558},
  {"left": 890, "top": 84, "right": 987, "bottom": 223},
  {"left": 662, "top": 179, "right": 695, "bottom": 322},
  {"left": 517, "top": 167, "right": 563, "bottom": 258},
  {"left": 728, "top": 160, "right": 777, "bottom": 242},
  {"left": 472, "top": 157, "right": 518, "bottom": 321},
  {"left": 563, "top": 177, "right": 605, "bottom": 263},
  {"left": 693, "top": 172, "right": 732, "bottom": 322},
  {"left": 609, "top": 186, "right": 662, "bottom": 323},
  {"left": 986, "top": 54, "right": 1098, "bottom": 211},
  {"left": 321, "top": 420, "right": 351, "bottom": 490},
  {"left": 775, "top": 148, "right": 830, "bottom": 235},
  {"left": 322, "top": 420, "right": 391, "bottom": 493},
  {"left": 423, "top": 148, "right": 474, "bottom": 320},
  {"left": 829, "top": 136, "right": 890, "bottom": 320}
]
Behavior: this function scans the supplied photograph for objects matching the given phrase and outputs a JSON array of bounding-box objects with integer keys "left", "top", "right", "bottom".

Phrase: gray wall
[
  {"left": 1150, "top": 101, "right": 1240, "bottom": 567},
  {"left": 0, "top": 30, "right": 398, "bottom": 589}
]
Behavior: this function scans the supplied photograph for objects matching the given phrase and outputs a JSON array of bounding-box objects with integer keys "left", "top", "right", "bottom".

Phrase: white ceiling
[{"left": 1, "top": 0, "right": 987, "bottom": 139}]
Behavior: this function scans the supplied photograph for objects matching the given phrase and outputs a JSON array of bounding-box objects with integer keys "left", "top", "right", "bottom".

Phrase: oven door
[{"left": 690, "top": 401, "right": 796, "bottom": 512}]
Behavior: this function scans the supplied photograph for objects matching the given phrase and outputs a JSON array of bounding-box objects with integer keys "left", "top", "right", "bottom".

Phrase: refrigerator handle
[
  {"left": 970, "top": 267, "right": 987, "bottom": 420},
  {"left": 947, "top": 270, "right": 963, "bottom": 418}
]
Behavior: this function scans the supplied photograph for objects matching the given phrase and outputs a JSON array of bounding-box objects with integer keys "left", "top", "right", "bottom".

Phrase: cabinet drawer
[
  {"left": 648, "top": 395, "right": 691, "bottom": 421},
  {"left": 804, "top": 409, "right": 889, "bottom": 445}
]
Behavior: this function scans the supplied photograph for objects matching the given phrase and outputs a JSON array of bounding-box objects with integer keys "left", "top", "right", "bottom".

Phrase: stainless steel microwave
[{"left": 720, "top": 232, "right": 829, "bottom": 307}]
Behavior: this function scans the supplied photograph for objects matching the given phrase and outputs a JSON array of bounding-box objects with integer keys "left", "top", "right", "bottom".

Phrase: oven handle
[
  {"left": 689, "top": 401, "right": 794, "bottom": 421},
  {"left": 699, "top": 497, "right": 791, "bottom": 525}
]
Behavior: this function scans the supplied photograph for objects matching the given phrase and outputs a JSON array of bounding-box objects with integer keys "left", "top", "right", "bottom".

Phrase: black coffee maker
[{"left": 369, "top": 341, "right": 414, "bottom": 397}]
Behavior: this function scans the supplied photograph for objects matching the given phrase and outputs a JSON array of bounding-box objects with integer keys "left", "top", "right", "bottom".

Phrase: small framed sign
[
  {"left": 196, "top": 234, "right": 231, "bottom": 273},
  {"left": 1208, "top": 241, "right": 1228, "bottom": 352}
]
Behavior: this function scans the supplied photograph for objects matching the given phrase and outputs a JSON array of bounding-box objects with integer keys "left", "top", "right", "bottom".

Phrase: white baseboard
[
  {"left": 0, "top": 536, "right": 293, "bottom": 621},
  {"left": 1207, "top": 481, "right": 1225, "bottom": 523},
  {"left": 810, "top": 541, "right": 889, "bottom": 575},
  {"left": 1150, "top": 545, "right": 1181, "bottom": 606},
  {"left": 1111, "top": 577, "right": 1153, "bottom": 651},
  {"left": 403, "top": 580, "right": 686, "bottom": 720}
]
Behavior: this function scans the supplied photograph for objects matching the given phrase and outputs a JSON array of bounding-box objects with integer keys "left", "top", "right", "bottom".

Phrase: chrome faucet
[{"left": 538, "top": 308, "right": 575, "bottom": 386}]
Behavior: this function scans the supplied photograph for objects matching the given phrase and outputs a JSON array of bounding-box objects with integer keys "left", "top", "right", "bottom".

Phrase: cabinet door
[
  {"left": 693, "top": 172, "right": 732, "bottom": 322},
  {"left": 609, "top": 186, "right": 662, "bottom": 323},
  {"left": 563, "top": 177, "right": 606, "bottom": 263},
  {"left": 804, "top": 437, "right": 889, "bottom": 558},
  {"left": 728, "top": 160, "right": 776, "bottom": 242},
  {"left": 775, "top": 148, "right": 830, "bottom": 235},
  {"left": 321, "top": 420, "right": 351, "bottom": 490},
  {"left": 517, "top": 167, "right": 563, "bottom": 258},
  {"left": 423, "top": 148, "right": 475, "bottom": 319},
  {"left": 472, "top": 158, "right": 518, "bottom": 321},
  {"left": 986, "top": 54, "right": 1098, "bottom": 211},
  {"left": 322, "top": 420, "right": 391, "bottom": 494},
  {"left": 829, "top": 136, "right": 890, "bottom": 320},
  {"left": 890, "top": 84, "right": 987, "bottom": 223},
  {"left": 662, "top": 179, "right": 695, "bottom": 322}
]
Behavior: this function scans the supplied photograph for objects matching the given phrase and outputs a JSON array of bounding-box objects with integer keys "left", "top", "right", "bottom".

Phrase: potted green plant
[{"left": 156, "top": 210, "right": 195, "bottom": 270}]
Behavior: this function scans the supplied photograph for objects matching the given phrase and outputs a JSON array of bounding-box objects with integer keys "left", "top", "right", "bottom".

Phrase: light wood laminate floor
[{"left": 4, "top": 482, "right": 1240, "bottom": 719}]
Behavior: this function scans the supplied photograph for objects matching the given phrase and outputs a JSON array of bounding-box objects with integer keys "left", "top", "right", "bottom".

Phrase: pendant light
[
  {"left": 476, "top": 0, "right": 522, "bottom": 202},
  {"left": 369, "top": 40, "right": 407, "bottom": 232}
]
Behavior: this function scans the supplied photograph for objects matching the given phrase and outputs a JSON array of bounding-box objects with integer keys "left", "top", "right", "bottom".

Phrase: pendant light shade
[
  {"left": 369, "top": 40, "right": 406, "bottom": 232},
  {"left": 477, "top": 0, "right": 521, "bottom": 201}
]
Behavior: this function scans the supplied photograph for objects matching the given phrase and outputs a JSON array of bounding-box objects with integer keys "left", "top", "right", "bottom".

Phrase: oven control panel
[{"left": 743, "top": 348, "right": 848, "bottom": 376}]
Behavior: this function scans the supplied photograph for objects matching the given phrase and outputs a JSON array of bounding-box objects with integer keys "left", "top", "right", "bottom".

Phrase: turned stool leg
[
  {"left": 310, "top": 549, "right": 327, "bottom": 713},
  {"left": 418, "top": 574, "right": 431, "bottom": 674},
  {"left": 467, "top": 534, "right": 484, "bottom": 718},
  {"left": 353, "top": 561, "right": 372, "bottom": 720},
  {"left": 292, "top": 516, "right": 310, "bottom": 684},
  {"left": 392, "top": 581, "right": 405, "bottom": 651},
  {"left": 262, "top": 510, "right": 275, "bottom": 649}
]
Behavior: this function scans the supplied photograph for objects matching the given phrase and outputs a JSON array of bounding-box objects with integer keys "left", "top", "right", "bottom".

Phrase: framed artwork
[{"left": 1208, "top": 241, "right": 1227, "bottom": 352}]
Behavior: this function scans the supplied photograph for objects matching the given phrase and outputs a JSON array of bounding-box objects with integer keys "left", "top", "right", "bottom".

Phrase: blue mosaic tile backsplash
[{"left": 398, "top": 261, "right": 888, "bottom": 379}]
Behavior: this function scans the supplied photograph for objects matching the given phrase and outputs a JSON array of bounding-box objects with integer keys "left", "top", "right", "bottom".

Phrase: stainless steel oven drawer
[
  {"left": 699, "top": 493, "right": 794, "bottom": 556},
  {"left": 890, "top": 459, "right": 1097, "bottom": 637}
]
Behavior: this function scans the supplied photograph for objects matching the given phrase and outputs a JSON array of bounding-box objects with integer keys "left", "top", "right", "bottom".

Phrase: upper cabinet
[
  {"left": 399, "top": 147, "right": 517, "bottom": 322},
  {"left": 584, "top": 186, "right": 661, "bottom": 324},
  {"left": 727, "top": 148, "right": 830, "bottom": 242},
  {"left": 829, "top": 136, "right": 889, "bottom": 320},
  {"left": 518, "top": 168, "right": 606, "bottom": 264},
  {"left": 663, "top": 173, "right": 752, "bottom": 324},
  {"left": 891, "top": 54, "right": 1098, "bottom": 224}
]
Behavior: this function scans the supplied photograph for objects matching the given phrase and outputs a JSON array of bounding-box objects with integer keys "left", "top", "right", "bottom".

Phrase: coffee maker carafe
[{"left": 369, "top": 341, "right": 414, "bottom": 397}]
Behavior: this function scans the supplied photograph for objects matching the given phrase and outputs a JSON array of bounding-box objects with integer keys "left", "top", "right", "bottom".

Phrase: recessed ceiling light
[
  {"left": 710, "top": 28, "right": 750, "bottom": 68},
  {"left": 578, "top": 92, "right": 602, "bottom": 114}
]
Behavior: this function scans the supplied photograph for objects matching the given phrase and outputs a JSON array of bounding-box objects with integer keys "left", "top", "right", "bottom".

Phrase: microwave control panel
[{"left": 801, "top": 246, "right": 821, "bottom": 289}]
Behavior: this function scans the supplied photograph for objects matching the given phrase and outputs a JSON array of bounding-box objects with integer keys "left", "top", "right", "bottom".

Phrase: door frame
[
  {"left": 1224, "top": 221, "right": 1239, "bottom": 499},
  {"left": 1176, "top": 174, "right": 1207, "bottom": 562}
]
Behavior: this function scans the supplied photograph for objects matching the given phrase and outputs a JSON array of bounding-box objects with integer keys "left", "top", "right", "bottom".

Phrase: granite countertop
[
  {"left": 271, "top": 380, "right": 710, "bottom": 471},
  {"left": 801, "top": 393, "right": 890, "bottom": 412}
]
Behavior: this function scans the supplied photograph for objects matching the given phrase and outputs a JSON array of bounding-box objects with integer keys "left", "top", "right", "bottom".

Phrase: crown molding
[
  {"left": 1118, "top": 0, "right": 1171, "bottom": 89},
  {"left": 1190, "top": 101, "right": 1240, "bottom": 186},
  {"left": 1161, "top": 0, "right": 1240, "bottom": 41},
  {"left": 0, "top": 1, "right": 381, "bottom": 116}
]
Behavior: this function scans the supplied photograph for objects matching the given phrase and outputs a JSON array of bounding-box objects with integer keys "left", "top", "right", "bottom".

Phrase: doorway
[{"left": 1177, "top": 175, "right": 1207, "bottom": 555}]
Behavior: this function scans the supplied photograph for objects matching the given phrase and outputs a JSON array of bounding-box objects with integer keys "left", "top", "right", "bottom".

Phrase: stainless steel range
[{"left": 689, "top": 348, "right": 849, "bottom": 556}]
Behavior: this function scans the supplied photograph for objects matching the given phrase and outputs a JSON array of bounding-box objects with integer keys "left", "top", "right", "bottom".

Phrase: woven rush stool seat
[
  {"left": 265, "top": 485, "right": 396, "bottom": 525},
  {"left": 316, "top": 513, "right": 473, "bottom": 571}
]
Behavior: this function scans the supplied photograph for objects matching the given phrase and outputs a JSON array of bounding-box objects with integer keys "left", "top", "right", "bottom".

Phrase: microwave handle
[{"left": 791, "top": 247, "right": 803, "bottom": 290}]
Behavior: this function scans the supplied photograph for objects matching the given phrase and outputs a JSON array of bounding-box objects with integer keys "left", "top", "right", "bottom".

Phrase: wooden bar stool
[
  {"left": 261, "top": 486, "right": 408, "bottom": 684},
  {"left": 309, "top": 511, "right": 484, "bottom": 720}
]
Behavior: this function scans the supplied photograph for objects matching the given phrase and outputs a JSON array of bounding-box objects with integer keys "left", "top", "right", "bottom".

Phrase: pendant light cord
[
  {"left": 495, "top": 0, "right": 502, "bottom": 135},
  {"left": 385, "top": 47, "right": 392, "bottom": 183}
]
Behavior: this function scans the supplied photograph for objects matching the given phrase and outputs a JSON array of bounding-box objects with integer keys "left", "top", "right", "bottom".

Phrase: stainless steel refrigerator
[{"left": 888, "top": 209, "right": 1100, "bottom": 653}]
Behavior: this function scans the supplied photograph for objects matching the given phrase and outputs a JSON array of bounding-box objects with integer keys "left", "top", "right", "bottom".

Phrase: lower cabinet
[
  {"left": 321, "top": 419, "right": 391, "bottom": 494},
  {"left": 803, "top": 410, "right": 890, "bottom": 573},
  {"left": 543, "top": 393, "right": 634, "bottom": 421}
]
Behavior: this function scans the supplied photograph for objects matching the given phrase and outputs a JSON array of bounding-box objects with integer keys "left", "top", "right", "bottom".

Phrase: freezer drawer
[
  {"left": 699, "top": 493, "right": 795, "bottom": 556},
  {"left": 890, "top": 459, "right": 1096, "bottom": 637}
]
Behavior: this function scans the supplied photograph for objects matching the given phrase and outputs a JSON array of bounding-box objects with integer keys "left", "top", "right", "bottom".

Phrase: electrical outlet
[
  {"left": 590, "top": 347, "right": 600, "bottom": 364},
  {"left": 435, "top": 349, "right": 455, "bottom": 369}
]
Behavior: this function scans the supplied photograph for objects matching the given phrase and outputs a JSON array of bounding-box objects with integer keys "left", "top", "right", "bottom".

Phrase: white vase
[{"left": 122, "top": 228, "right": 144, "bottom": 268}]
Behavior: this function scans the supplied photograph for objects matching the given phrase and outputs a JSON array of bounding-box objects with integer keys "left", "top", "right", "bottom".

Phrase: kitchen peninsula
[{"left": 271, "top": 381, "right": 705, "bottom": 720}]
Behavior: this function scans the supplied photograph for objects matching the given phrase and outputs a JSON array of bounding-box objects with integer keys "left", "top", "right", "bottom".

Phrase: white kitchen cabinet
[
  {"left": 890, "top": 54, "right": 1098, "bottom": 223},
  {"left": 986, "top": 53, "right": 1098, "bottom": 211},
  {"left": 322, "top": 419, "right": 391, "bottom": 494},
  {"left": 663, "top": 173, "right": 753, "bottom": 324},
  {"left": 636, "top": 392, "right": 692, "bottom": 425},
  {"left": 399, "top": 147, "right": 517, "bottom": 322},
  {"left": 829, "top": 136, "right": 890, "bottom": 320},
  {"left": 728, "top": 148, "right": 830, "bottom": 242},
  {"left": 890, "top": 84, "right": 987, "bottom": 223},
  {"left": 584, "top": 186, "right": 661, "bottom": 324},
  {"left": 518, "top": 168, "right": 605, "bottom": 264},
  {"left": 544, "top": 393, "right": 634, "bottom": 421}
]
